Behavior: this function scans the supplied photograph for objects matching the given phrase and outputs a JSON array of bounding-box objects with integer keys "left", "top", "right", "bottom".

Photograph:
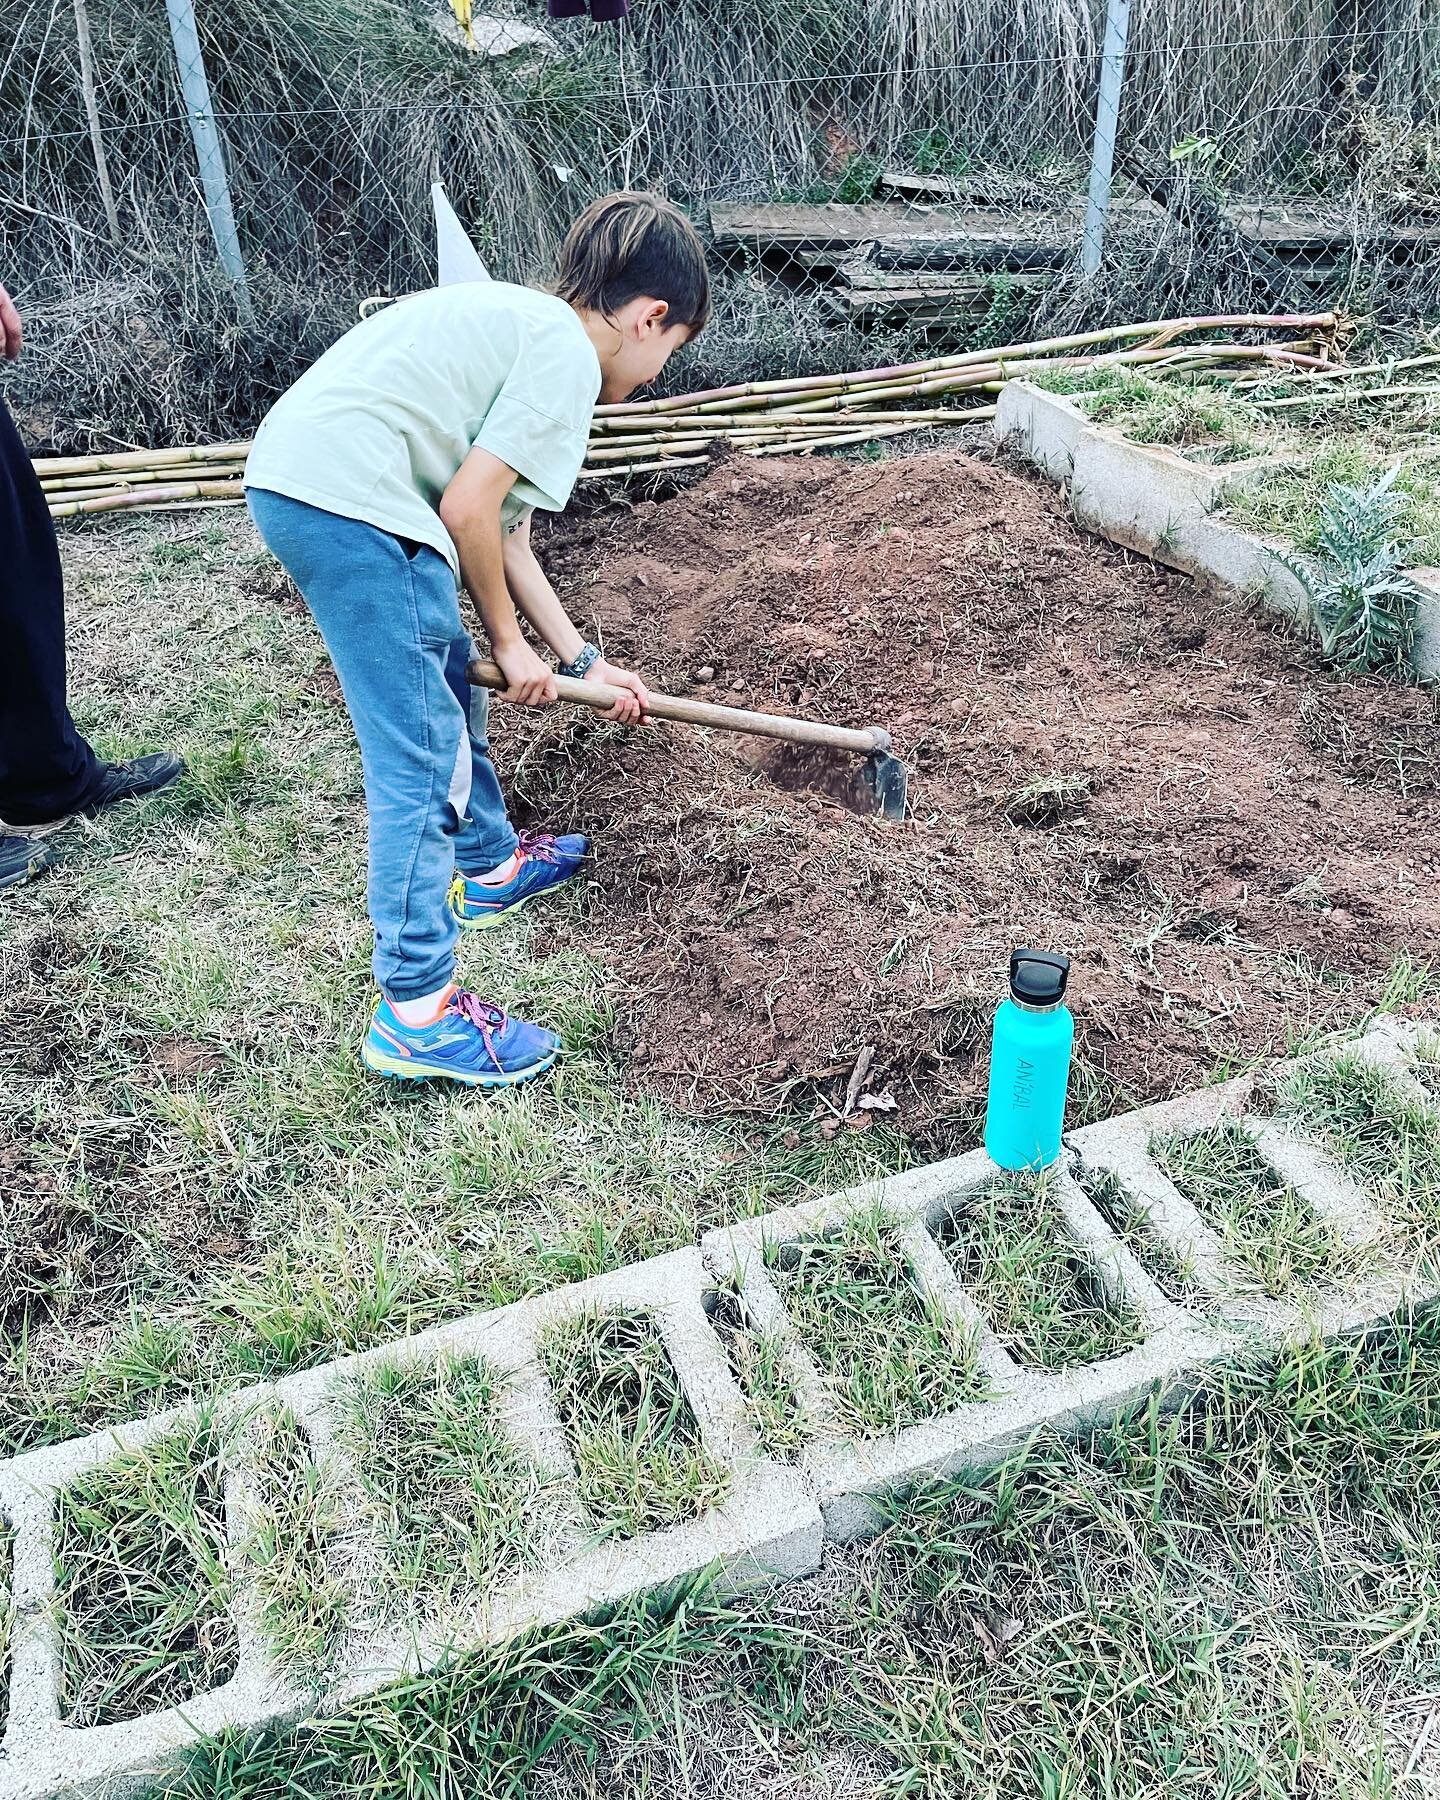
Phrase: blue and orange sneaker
[
  {"left": 449, "top": 829, "right": 589, "bottom": 932},
  {"left": 362, "top": 986, "right": 559, "bottom": 1087}
]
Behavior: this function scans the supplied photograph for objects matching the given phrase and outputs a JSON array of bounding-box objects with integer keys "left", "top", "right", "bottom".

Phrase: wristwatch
[{"left": 559, "top": 641, "right": 602, "bottom": 680}]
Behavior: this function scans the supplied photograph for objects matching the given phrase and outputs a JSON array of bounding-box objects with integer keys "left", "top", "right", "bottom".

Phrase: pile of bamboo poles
[{"left": 36, "top": 311, "right": 1340, "bottom": 521}]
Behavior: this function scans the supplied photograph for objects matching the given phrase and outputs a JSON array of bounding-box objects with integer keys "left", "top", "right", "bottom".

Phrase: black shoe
[
  {"left": 82, "top": 751, "right": 187, "bottom": 816},
  {"left": 0, "top": 833, "right": 60, "bottom": 890}
]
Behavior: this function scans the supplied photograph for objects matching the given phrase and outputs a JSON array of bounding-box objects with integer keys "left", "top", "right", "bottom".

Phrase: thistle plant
[{"left": 1285, "top": 466, "right": 1421, "bottom": 676}]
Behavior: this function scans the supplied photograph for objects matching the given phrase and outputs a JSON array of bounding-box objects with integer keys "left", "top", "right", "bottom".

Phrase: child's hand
[
  {"left": 495, "top": 640, "right": 558, "bottom": 708},
  {"left": 586, "top": 659, "right": 651, "bottom": 725}
]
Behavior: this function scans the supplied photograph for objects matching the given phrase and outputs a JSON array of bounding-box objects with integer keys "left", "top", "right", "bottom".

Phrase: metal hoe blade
[{"left": 860, "top": 730, "right": 908, "bottom": 822}]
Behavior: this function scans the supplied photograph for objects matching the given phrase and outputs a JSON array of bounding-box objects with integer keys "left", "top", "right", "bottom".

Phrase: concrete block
[
  {"left": 993, "top": 379, "right": 1091, "bottom": 482},
  {"left": 1403, "top": 567, "right": 1440, "bottom": 682},
  {"left": 703, "top": 1145, "right": 1214, "bottom": 1543},
  {"left": 5, "top": 1022, "right": 1440, "bottom": 1798}
]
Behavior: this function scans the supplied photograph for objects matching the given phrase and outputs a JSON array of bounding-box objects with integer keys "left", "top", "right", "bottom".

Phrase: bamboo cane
[
  {"left": 40, "top": 462, "right": 248, "bottom": 494},
  {"left": 1247, "top": 382, "right": 1440, "bottom": 410},
  {"left": 48, "top": 480, "right": 246, "bottom": 518},
  {"left": 33, "top": 441, "right": 253, "bottom": 480},
  {"left": 589, "top": 313, "right": 1338, "bottom": 418}
]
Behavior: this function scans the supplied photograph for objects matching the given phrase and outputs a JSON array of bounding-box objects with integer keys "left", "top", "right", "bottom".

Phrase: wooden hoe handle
[{"left": 467, "top": 659, "right": 889, "bottom": 756}]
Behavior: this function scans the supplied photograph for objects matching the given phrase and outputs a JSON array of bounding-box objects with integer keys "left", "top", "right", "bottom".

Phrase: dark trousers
[{"left": 0, "top": 396, "right": 101, "bottom": 826}]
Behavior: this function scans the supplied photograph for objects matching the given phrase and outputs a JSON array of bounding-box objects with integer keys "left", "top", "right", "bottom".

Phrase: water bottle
[{"left": 983, "top": 949, "right": 1074, "bottom": 1171}]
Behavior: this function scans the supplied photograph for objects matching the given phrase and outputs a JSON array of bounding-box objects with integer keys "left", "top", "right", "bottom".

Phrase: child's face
[{"left": 600, "top": 302, "right": 694, "bottom": 403}]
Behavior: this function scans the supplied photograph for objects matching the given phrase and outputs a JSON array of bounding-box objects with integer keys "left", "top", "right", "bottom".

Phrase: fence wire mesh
[{"left": 3, "top": 0, "right": 1439, "bottom": 449}]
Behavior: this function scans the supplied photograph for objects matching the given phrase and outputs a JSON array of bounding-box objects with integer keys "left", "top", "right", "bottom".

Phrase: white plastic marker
[{"left": 433, "top": 179, "right": 491, "bottom": 285}]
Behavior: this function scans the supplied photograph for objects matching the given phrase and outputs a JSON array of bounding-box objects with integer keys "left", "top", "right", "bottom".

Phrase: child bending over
[{"left": 246, "top": 192, "right": 708, "bottom": 1087}]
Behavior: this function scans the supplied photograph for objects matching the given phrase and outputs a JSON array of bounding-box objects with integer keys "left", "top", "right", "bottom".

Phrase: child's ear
[{"left": 641, "top": 298, "right": 670, "bottom": 334}]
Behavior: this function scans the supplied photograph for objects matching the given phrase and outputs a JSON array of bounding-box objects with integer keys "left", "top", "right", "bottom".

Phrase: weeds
[
  {"left": 1154, "top": 1122, "right": 1365, "bottom": 1296},
  {"left": 156, "top": 1316, "right": 1440, "bottom": 1799},
  {"left": 336, "top": 1354, "right": 559, "bottom": 1621},
  {"left": 935, "top": 1176, "right": 1143, "bottom": 1368},
  {"left": 763, "top": 1211, "right": 988, "bottom": 1437},
  {"left": 543, "top": 1314, "right": 730, "bottom": 1539},
  {"left": 52, "top": 1412, "right": 236, "bottom": 1726},
  {"left": 1070, "top": 1161, "right": 1202, "bottom": 1305},
  {"left": 243, "top": 1408, "right": 350, "bottom": 1684},
  {"left": 1275, "top": 1050, "right": 1440, "bottom": 1253},
  {"left": 1229, "top": 442, "right": 1440, "bottom": 565},
  {"left": 1033, "top": 367, "right": 1267, "bottom": 460},
  {"left": 705, "top": 1280, "right": 811, "bottom": 1461}
]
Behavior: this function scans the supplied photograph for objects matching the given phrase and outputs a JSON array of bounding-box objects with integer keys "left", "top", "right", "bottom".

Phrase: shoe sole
[
  {"left": 451, "top": 866, "right": 582, "bottom": 933},
  {"left": 361, "top": 1041, "right": 559, "bottom": 1088}
]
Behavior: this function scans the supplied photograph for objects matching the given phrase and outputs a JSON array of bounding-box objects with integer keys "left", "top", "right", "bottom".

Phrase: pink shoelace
[
  {"left": 516, "top": 829, "right": 561, "bottom": 864},
  {"left": 448, "top": 988, "right": 509, "bottom": 1057}
]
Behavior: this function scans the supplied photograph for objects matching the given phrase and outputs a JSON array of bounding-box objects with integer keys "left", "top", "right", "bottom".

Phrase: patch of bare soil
[{"left": 491, "top": 452, "right": 1439, "bottom": 1139}]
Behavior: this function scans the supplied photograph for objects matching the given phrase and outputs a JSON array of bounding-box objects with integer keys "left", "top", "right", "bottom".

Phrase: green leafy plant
[{"left": 1284, "top": 468, "right": 1420, "bottom": 676}]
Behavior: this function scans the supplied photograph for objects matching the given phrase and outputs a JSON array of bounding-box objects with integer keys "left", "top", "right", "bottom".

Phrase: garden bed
[{"left": 503, "top": 449, "right": 1440, "bottom": 1135}]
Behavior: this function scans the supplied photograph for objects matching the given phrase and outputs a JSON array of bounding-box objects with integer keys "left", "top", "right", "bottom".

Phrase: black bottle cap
[{"left": 1009, "top": 948, "right": 1071, "bottom": 1006}]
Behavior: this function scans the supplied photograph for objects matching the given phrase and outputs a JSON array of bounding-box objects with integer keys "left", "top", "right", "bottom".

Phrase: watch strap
[{"left": 559, "top": 641, "right": 602, "bottom": 680}]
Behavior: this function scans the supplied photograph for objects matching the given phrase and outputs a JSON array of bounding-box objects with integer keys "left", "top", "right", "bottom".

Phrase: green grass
[
  {"left": 705, "top": 1279, "right": 812, "bottom": 1462},
  {"left": 935, "top": 1176, "right": 1144, "bottom": 1369},
  {"left": 1410, "top": 1031, "right": 1440, "bottom": 1098},
  {"left": 0, "top": 519, "right": 912, "bottom": 1465},
  {"left": 1154, "top": 1122, "right": 1368, "bottom": 1298},
  {"left": 244, "top": 1406, "right": 350, "bottom": 1684},
  {"left": 336, "top": 1353, "right": 560, "bottom": 1621},
  {"left": 1070, "top": 1161, "right": 1203, "bottom": 1306},
  {"left": 1274, "top": 1050, "right": 1440, "bottom": 1256},
  {"left": 1228, "top": 442, "right": 1440, "bottom": 561},
  {"left": 1031, "top": 367, "right": 1268, "bottom": 462},
  {"left": 763, "top": 1210, "right": 989, "bottom": 1437},
  {"left": 543, "top": 1313, "right": 730, "bottom": 1539},
  {"left": 52, "top": 1412, "right": 236, "bottom": 1726},
  {"left": 156, "top": 1316, "right": 1440, "bottom": 1799}
]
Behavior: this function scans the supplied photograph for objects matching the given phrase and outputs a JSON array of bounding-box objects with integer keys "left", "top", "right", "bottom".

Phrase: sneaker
[
  {"left": 362, "top": 986, "right": 560, "bottom": 1088},
  {"left": 449, "top": 829, "right": 589, "bottom": 932},
  {"left": 0, "top": 833, "right": 59, "bottom": 891},
  {"left": 82, "top": 752, "right": 186, "bottom": 816}
]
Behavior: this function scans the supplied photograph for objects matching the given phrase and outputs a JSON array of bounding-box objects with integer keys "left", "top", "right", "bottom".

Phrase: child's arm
[
  {"left": 439, "top": 449, "right": 556, "bottom": 706},
  {"left": 502, "top": 518, "right": 650, "bottom": 725}
]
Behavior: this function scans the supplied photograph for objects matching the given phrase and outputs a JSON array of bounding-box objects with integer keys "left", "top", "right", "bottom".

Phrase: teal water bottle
[{"left": 983, "top": 949, "right": 1074, "bottom": 1171}]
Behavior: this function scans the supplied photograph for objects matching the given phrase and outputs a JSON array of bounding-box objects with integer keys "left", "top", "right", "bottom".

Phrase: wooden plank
[
  {"left": 1220, "top": 201, "right": 1440, "bottom": 250},
  {"left": 710, "top": 197, "right": 1161, "bottom": 269},
  {"left": 835, "top": 268, "right": 1053, "bottom": 297}
]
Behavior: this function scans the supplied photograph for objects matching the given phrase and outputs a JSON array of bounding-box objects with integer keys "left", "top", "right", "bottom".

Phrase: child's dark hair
[{"left": 555, "top": 192, "right": 710, "bottom": 334}]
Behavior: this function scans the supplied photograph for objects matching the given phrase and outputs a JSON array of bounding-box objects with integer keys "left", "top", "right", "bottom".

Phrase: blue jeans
[{"left": 246, "top": 489, "right": 518, "bottom": 1001}]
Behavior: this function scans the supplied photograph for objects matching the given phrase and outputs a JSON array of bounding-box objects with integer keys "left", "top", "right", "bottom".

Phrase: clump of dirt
[{"left": 485, "top": 451, "right": 1440, "bottom": 1140}]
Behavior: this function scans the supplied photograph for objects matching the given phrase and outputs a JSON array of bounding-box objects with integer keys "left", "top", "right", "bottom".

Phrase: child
[{"left": 245, "top": 192, "right": 708, "bottom": 1087}]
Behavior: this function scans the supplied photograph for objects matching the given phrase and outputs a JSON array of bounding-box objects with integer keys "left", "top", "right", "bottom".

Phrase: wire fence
[{"left": 3, "top": 0, "right": 1439, "bottom": 450}]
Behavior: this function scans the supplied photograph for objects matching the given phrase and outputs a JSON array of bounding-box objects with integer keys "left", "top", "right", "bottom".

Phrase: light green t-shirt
[{"left": 245, "top": 283, "right": 601, "bottom": 579}]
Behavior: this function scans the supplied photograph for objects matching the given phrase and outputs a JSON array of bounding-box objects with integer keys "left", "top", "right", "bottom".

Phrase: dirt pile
[{"left": 489, "top": 451, "right": 1440, "bottom": 1139}]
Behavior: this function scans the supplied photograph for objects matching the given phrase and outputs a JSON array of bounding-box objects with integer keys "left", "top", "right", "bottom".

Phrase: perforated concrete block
[{"left": 5, "top": 1025, "right": 1439, "bottom": 1797}]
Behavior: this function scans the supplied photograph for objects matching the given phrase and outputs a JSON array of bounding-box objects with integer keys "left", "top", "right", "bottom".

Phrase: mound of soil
[{"left": 491, "top": 451, "right": 1439, "bottom": 1140}]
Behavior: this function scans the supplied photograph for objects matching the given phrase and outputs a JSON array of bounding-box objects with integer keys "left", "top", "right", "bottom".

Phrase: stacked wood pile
[{"left": 710, "top": 184, "right": 1163, "bottom": 330}]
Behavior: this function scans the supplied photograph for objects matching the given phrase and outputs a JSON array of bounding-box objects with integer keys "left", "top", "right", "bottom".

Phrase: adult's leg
[
  {"left": 247, "top": 489, "right": 477, "bottom": 1001},
  {"left": 0, "top": 397, "right": 103, "bottom": 825}
]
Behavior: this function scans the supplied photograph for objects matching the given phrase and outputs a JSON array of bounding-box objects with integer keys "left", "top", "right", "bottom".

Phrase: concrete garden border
[
  {"left": 2, "top": 1020, "right": 1438, "bottom": 1799},
  {"left": 993, "top": 380, "right": 1440, "bottom": 680}
]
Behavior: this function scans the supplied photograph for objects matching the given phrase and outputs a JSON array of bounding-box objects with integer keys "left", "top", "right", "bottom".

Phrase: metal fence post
[
  {"left": 1080, "top": 0, "right": 1133, "bottom": 278},
  {"left": 164, "top": 0, "right": 252, "bottom": 318}
]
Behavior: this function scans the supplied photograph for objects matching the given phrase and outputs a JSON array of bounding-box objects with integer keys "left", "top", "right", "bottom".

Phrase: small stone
[
  {"left": 696, "top": 664, "right": 715, "bottom": 683},
  {"left": 731, "top": 678, "right": 745, "bottom": 692}
]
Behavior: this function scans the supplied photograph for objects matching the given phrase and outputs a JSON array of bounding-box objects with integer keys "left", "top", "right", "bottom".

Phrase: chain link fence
[{"left": 3, "top": 0, "right": 1438, "bottom": 449}]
